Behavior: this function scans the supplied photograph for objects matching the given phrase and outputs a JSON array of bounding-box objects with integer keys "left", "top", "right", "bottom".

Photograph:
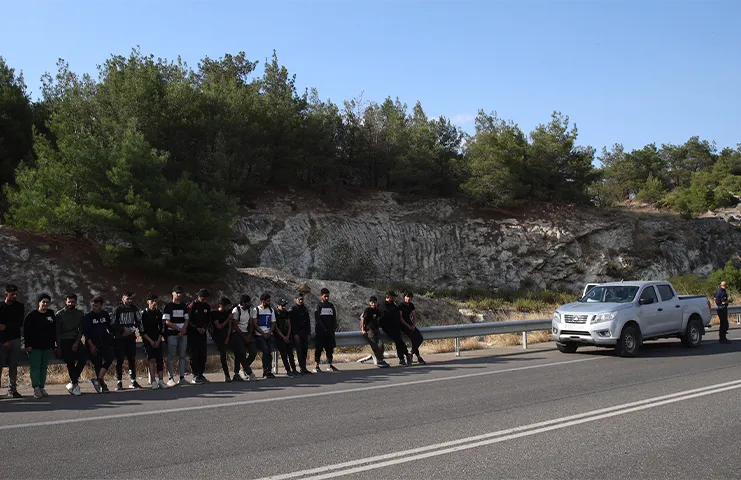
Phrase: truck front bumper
[{"left": 551, "top": 320, "right": 618, "bottom": 346}]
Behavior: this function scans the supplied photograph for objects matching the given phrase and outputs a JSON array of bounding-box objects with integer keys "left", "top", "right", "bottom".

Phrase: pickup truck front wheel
[
  {"left": 557, "top": 342, "right": 578, "bottom": 353},
  {"left": 682, "top": 317, "right": 703, "bottom": 348},
  {"left": 616, "top": 324, "right": 641, "bottom": 357}
]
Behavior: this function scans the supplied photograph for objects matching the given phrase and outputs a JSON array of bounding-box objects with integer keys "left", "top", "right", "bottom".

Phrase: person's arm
[
  {"left": 360, "top": 311, "right": 367, "bottom": 334},
  {"left": 285, "top": 315, "right": 291, "bottom": 340},
  {"left": 75, "top": 311, "right": 83, "bottom": 343},
  {"left": 23, "top": 312, "right": 33, "bottom": 351},
  {"left": 399, "top": 309, "right": 412, "bottom": 330}
]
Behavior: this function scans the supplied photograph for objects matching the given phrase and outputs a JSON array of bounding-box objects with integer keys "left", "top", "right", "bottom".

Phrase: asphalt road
[{"left": 2, "top": 329, "right": 741, "bottom": 479}]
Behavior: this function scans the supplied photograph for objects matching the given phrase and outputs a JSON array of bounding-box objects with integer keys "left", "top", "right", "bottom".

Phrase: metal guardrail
[{"left": 16, "top": 303, "right": 741, "bottom": 372}]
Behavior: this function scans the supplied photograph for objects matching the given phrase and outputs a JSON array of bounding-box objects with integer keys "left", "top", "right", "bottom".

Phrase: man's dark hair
[
  {"left": 146, "top": 293, "right": 158, "bottom": 301},
  {"left": 37, "top": 293, "right": 51, "bottom": 303},
  {"left": 404, "top": 292, "right": 414, "bottom": 299},
  {"left": 66, "top": 293, "right": 78, "bottom": 300},
  {"left": 219, "top": 296, "right": 231, "bottom": 306},
  {"left": 239, "top": 294, "right": 251, "bottom": 305},
  {"left": 259, "top": 293, "right": 271, "bottom": 302},
  {"left": 5, "top": 284, "right": 18, "bottom": 293},
  {"left": 320, "top": 288, "right": 330, "bottom": 295},
  {"left": 386, "top": 290, "right": 397, "bottom": 298},
  {"left": 369, "top": 296, "right": 378, "bottom": 303},
  {"left": 92, "top": 296, "right": 104, "bottom": 304}
]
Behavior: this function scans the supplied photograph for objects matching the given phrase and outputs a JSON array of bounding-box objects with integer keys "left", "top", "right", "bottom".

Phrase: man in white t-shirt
[
  {"left": 252, "top": 293, "right": 277, "bottom": 379},
  {"left": 229, "top": 294, "right": 257, "bottom": 382}
]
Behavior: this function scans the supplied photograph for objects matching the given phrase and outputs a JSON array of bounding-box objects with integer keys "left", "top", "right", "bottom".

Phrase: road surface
[{"left": 1, "top": 329, "right": 740, "bottom": 479}]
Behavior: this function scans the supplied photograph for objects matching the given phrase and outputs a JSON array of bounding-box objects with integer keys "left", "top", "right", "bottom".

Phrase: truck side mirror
[{"left": 639, "top": 298, "right": 653, "bottom": 305}]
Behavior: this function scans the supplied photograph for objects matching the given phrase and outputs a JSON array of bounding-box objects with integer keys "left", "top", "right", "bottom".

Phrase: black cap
[
  {"left": 278, "top": 298, "right": 288, "bottom": 306},
  {"left": 173, "top": 285, "right": 184, "bottom": 293},
  {"left": 197, "top": 288, "right": 210, "bottom": 298},
  {"left": 146, "top": 293, "right": 158, "bottom": 301},
  {"left": 295, "top": 293, "right": 304, "bottom": 299}
]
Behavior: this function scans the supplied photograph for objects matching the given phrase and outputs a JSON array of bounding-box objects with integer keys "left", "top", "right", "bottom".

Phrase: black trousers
[
  {"left": 114, "top": 336, "right": 137, "bottom": 380},
  {"left": 718, "top": 307, "right": 729, "bottom": 340},
  {"left": 293, "top": 333, "right": 309, "bottom": 372},
  {"left": 382, "top": 326, "right": 409, "bottom": 360},
  {"left": 314, "top": 331, "right": 335, "bottom": 363},
  {"left": 213, "top": 333, "right": 231, "bottom": 377},
  {"left": 230, "top": 335, "right": 257, "bottom": 376},
  {"left": 253, "top": 335, "right": 272, "bottom": 375},
  {"left": 60, "top": 339, "right": 87, "bottom": 384},
  {"left": 402, "top": 326, "right": 424, "bottom": 356},
  {"left": 275, "top": 334, "right": 295, "bottom": 372},
  {"left": 189, "top": 331, "right": 208, "bottom": 377},
  {"left": 88, "top": 338, "right": 114, "bottom": 374},
  {"left": 365, "top": 328, "right": 385, "bottom": 361},
  {"left": 143, "top": 342, "right": 164, "bottom": 373}
]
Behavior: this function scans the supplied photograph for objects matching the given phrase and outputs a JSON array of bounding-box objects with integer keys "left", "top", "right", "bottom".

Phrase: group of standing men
[{"left": 0, "top": 283, "right": 425, "bottom": 399}]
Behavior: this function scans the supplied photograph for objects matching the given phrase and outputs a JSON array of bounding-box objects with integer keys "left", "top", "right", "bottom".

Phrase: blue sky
[{"left": 2, "top": 0, "right": 739, "bottom": 155}]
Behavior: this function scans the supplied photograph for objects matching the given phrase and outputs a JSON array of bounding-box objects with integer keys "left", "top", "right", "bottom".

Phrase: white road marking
[
  {"left": 260, "top": 378, "right": 741, "bottom": 480},
  {"left": 0, "top": 357, "right": 597, "bottom": 431}
]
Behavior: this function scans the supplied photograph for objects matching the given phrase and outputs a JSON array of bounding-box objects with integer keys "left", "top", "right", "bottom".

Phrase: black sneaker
[
  {"left": 115, "top": 381, "right": 123, "bottom": 391},
  {"left": 91, "top": 378, "right": 102, "bottom": 394},
  {"left": 232, "top": 374, "right": 244, "bottom": 382},
  {"left": 8, "top": 389, "right": 22, "bottom": 398},
  {"left": 264, "top": 372, "right": 276, "bottom": 379},
  {"left": 100, "top": 381, "right": 110, "bottom": 393},
  {"left": 399, "top": 358, "right": 407, "bottom": 366},
  {"left": 286, "top": 371, "right": 295, "bottom": 377},
  {"left": 130, "top": 381, "right": 142, "bottom": 389},
  {"left": 405, "top": 353, "right": 413, "bottom": 366},
  {"left": 417, "top": 356, "right": 427, "bottom": 365},
  {"left": 225, "top": 375, "right": 232, "bottom": 383}
]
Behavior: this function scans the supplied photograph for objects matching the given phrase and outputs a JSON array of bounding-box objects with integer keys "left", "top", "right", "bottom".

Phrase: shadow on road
[{"left": 0, "top": 347, "right": 558, "bottom": 415}]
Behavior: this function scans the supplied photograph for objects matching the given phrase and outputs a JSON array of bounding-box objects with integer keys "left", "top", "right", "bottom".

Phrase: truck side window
[
  {"left": 639, "top": 286, "right": 658, "bottom": 304},
  {"left": 656, "top": 285, "right": 675, "bottom": 302}
]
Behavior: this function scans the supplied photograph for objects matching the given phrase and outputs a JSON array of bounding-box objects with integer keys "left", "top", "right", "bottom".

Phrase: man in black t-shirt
[
  {"left": 288, "top": 294, "right": 311, "bottom": 375},
  {"left": 0, "top": 284, "right": 25, "bottom": 398},
  {"left": 399, "top": 292, "right": 425, "bottom": 365},
  {"left": 188, "top": 288, "right": 211, "bottom": 385},
  {"left": 140, "top": 293, "right": 166, "bottom": 389},
  {"left": 211, "top": 297, "right": 234, "bottom": 382},
  {"left": 163, "top": 285, "right": 190, "bottom": 386},
  {"left": 380, "top": 291, "right": 412, "bottom": 366},
  {"left": 361, "top": 296, "right": 389, "bottom": 368}
]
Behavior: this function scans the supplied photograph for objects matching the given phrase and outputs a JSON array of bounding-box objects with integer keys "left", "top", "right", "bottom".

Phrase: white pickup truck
[{"left": 552, "top": 281, "right": 711, "bottom": 357}]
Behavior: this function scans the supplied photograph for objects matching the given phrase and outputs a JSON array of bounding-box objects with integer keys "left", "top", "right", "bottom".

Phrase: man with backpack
[
  {"left": 253, "top": 293, "right": 276, "bottom": 379},
  {"left": 230, "top": 294, "right": 257, "bottom": 382},
  {"left": 188, "top": 288, "right": 211, "bottom": 384}
]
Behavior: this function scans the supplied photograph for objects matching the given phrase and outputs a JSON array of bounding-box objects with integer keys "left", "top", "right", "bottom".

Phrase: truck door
[
  {"left": 637, "top": 286, "right": 662, "bottom": 336},
  {"left": 655, "top": 284, "right": 682, "bottom": 333}
]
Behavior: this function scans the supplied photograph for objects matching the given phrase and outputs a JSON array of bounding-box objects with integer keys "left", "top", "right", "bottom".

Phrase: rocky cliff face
[
  {"left": 0, "top": 227, "right": 468, "bottom": 331},
  {"left": 232, "top": 192, "right": 741, "bottom": 293}
]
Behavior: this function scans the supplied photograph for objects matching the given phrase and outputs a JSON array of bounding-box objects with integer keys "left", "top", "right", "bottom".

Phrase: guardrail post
[
  {"left": 737, "top": 313, "right": 740, "bottom": 326},
  {"left": 273, "top": 351, "right": 279, "bottom": 374},
  {"left": 455, "top": 337, "right": 461, "bottom": 357},
  {"left": 522, "top": 332, "right": 528, "bottom": 349}
]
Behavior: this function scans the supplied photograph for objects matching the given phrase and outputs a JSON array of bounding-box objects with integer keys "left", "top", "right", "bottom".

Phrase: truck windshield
[{"left": 579, "top": 286, "right": 639, "bottom": 303}]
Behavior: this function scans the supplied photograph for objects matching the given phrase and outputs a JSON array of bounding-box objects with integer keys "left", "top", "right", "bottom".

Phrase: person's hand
[
  {"left": 88, "top": 344, "right": 97, "bottom": 356},
  {"left": 3, "top": 342, "right": 11, "bottom": 351},
  {"left": 197, "top": 327, "right": 205, "bottom": 335},
  {"left": 263, "top": 332, "right": 269, "bottom": 339},
  {"left": 0, "top": 324, "right": 6, "bottom": 331},
  {"left": 155, "top": 339, "right": 161, "bottom": 348},
  {"left": 26, "top": 347, "right": 32, "bottom": 353},
  {"left": 361, "top": 329, "right": 366, "bottom": 335},
  {"left": 56, "top": 347, "right": 62, "bottom": 357},
  {"left": 72, "top": 340, "right": 79, "bottom": 352},
  {"left": 177, "top": 330, "right": 185, "bottom": 338}
]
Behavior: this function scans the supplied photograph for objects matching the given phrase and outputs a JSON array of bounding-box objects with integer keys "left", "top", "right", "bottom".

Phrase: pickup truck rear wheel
[
  {"left": 682, "top": 318, "right": 703, "bottom": 348},
  {"left": 616, "top": 324, "right": 640, "bottom": 357},
  {"left": 557, "top": 342, "right": 578, "bottom": 353}
]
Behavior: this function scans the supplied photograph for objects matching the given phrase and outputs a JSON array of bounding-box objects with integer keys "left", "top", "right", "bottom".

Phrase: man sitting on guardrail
[
  {"left": 361, "top": 296, "right": 389, "bottom": 368},
  {"left": 380, "top": 291, "right": 413, "bottom": 366},
  {"left": 399, "top": 292, "right": 425, "bottom": 365}
]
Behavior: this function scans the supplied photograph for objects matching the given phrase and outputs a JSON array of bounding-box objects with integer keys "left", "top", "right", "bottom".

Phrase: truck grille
[
  {"left": 564, "top": 314, "right": 589, "bottom": 324},
  {"left": 560, "top": 330, "right": 590, "bottom": 336}
]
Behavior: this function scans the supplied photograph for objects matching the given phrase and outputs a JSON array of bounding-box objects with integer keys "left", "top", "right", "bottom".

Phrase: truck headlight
[
  {"left": 592, "top": 312, "right": 616, "bottom": 324},
  {"left": 553, "top": 312, "right": 561, "bottom": 322}
]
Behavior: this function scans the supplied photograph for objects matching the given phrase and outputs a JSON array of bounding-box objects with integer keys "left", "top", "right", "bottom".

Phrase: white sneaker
[
  {"left": 151, "top": 382, "right": 160, "bottom": 390},
  {"left": 158, "top": 379, "right": 168, "bottom": 389},
  {"left": 33, "top": 387, "right": 43, "bottom": 399},
  {"left": 167, "top": 378, "right": 177, "bottom": 387},
  {"left": 66, "top": 382, "right": 74, "bottom": 394},
  {"left": 40, "top": 388, "right": 49, "bottom": 397},
  {"left": 72, "top": 384, "right": 82, "bottom": 396}
]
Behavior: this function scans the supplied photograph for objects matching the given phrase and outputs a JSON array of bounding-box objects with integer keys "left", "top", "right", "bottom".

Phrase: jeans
[
  {"left": 253, "top": 335, "right": 273, "bottom": 375},
  {"left": 167, "top": 334, "right": 188, "bottom": 379},
  {"left": 28, "top": 348, "right": 52, "bottom": 388},
  {"left": 275, "top": 333, "right": 295, "bottom": 372},
  {"left": 364, "top": 328, "right": 385, "bottom": 362},
  {"left": 0, "top": 338, "right": 22, "bottom": 391},
  {"left": 60, "top": 339, "right": 87, "bottom": 384}
]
